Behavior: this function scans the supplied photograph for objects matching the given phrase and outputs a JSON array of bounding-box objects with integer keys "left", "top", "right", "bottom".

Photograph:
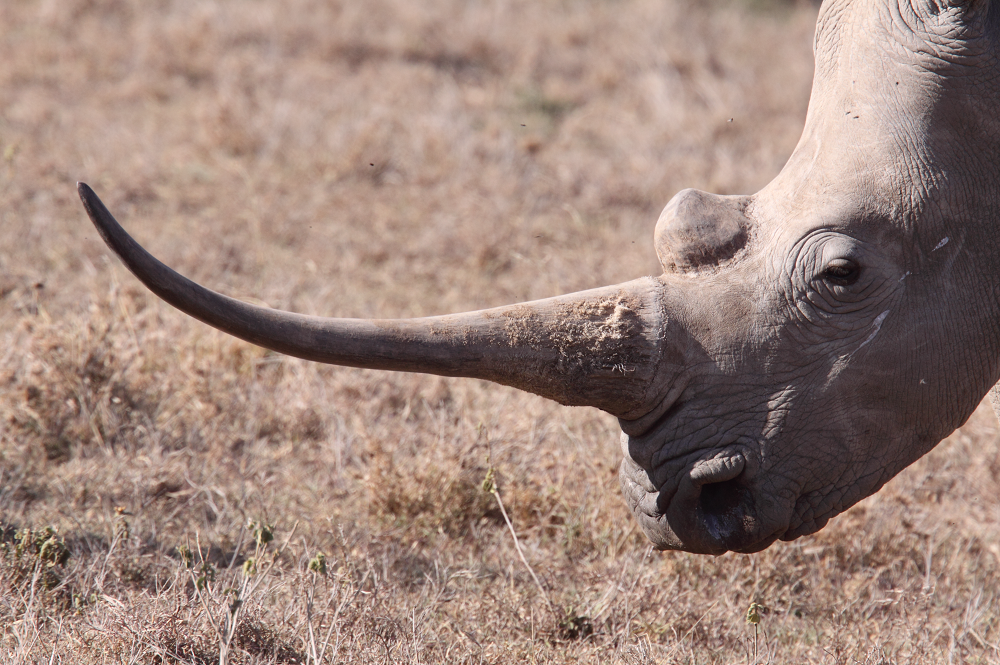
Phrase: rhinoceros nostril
[
  {"left": 699, "top": 477, "right": 749, "bottom": 524},
  {"left": 688, "top": 452, "right": 759, "bottom": 547},
  {"left": 698, "top": 476, "right": 759, "bottom": 548}
]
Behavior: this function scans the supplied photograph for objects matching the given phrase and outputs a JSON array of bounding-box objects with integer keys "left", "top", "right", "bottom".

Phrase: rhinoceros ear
[
  {"left": 918, "top": 0, "right": 994, "bottom": 24},
  {"left": 925, "top": 0, "right": 990, "bottom": 11}
]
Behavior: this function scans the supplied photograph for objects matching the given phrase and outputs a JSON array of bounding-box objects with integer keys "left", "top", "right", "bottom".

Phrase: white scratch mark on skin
[
  {"left": 898, "top": 271, "right": 911, "bottom": 282},
  {"left": 857, "top": 309, "right": 890, "bottom": 351},
  {"left": 824, "top": 309, "right": 890, "bottom": 387},
  {"left": 824, "top": 355, "right": 851, "bottom": 389},
  {"left": 824, "top": 310, "right": 891, "bottom": 388},
  {"left": 933, "top": 237, "right": 949, "bottom": 251}
]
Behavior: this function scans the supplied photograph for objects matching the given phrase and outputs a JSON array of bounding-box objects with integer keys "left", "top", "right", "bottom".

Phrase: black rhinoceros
[{"left": 78, "top": 0, "right": 1000, "bottom": 554}]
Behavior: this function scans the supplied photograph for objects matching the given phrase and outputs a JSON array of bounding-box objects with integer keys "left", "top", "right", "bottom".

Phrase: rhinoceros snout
[{"left": 620, "top": 444, "right": 789, "bottom": 554}]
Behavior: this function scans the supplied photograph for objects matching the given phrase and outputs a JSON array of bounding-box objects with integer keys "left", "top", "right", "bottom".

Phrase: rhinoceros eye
[{"left": 822, "top": 258, "right": 861, "bottom": 286}]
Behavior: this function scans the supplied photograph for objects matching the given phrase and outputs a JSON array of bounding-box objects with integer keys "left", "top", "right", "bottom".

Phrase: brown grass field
[{"left": 2, "top": 0, "right": 999, "bottom": 662}]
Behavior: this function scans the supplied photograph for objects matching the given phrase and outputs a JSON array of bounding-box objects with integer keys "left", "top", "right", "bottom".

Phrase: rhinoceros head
[{"left": 78, "top": 0, "right": 1000, "bottom": 554}]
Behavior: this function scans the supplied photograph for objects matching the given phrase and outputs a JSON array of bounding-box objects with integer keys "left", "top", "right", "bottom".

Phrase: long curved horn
[{"left": 79, "top": 183, "right": 670, "bottom": 419}]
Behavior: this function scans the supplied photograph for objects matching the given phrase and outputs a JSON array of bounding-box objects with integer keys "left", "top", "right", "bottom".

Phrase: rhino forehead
[{"left": 757, "top": 3, "right": 1000, "bottom": 245}]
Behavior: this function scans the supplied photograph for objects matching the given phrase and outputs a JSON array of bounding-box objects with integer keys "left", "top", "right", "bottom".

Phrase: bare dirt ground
[{"left": 1, "top": 0, "right": 998, "bottom": 662}]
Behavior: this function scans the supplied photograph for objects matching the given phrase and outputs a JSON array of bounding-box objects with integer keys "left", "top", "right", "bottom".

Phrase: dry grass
[{"left": 1, "top": 0, "right": 998, "bottom": 662}]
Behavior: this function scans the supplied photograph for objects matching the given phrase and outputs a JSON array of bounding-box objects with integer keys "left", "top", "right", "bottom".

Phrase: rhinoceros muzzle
[{"left": 619, "top": 433, "right": 785, "bottom": 554}]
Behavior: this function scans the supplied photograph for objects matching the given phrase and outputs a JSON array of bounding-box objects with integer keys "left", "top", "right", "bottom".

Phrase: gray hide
[{"left": 78, "top": 0, "right": 1000, "bottom": 554}]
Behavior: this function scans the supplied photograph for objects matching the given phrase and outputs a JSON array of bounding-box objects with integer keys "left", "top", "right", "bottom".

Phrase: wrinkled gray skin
[{"left": 78, "top": 0, "right": 1000, "bottom": 555}]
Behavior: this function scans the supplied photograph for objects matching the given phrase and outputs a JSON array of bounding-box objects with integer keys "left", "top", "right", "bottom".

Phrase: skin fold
[{"left": 78, "top": 0, "right": 1000, "bottom": 554}]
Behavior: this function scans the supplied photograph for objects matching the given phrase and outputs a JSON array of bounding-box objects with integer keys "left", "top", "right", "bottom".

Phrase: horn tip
[{"left": 78, "top": 181, "right": 98, "bottom": 211}]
